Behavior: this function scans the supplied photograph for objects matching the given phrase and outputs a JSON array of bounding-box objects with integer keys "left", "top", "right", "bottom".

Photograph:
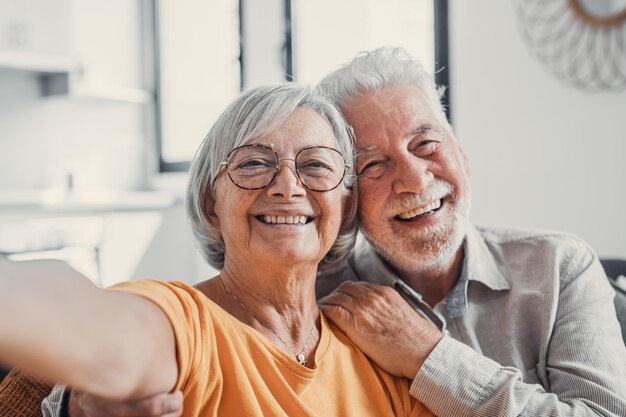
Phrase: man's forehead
[
  {"left": 354, "top": 123, "right": 442, "bottom": 151},
  {"left": 343, "top": 85, "right": 429, "bottom": 113}
]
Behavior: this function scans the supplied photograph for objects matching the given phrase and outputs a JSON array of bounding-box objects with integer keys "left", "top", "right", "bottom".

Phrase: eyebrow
[
  {"left": 412, "top": 124, "right": 436, "bottom": 135},
  {"left": 355, "top": 146, "right": 379, "bottom": 156},
  {"left": 355, "top": 124, "right": 442, "bottom": 156}
]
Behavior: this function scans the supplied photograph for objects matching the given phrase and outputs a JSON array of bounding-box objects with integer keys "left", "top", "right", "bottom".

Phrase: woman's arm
[{"left": 0, "top": 257, "right": 177, "bottom": 400}]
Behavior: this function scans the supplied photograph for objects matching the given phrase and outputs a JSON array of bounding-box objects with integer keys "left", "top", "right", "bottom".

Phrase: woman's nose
[{"left": 266, "top": 159, "right": 306, "bottom": 198}]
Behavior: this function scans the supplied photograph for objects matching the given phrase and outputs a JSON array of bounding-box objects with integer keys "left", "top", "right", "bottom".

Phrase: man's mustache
[{"left": 386, "top": 180, "right": 454, "bottom": 215}]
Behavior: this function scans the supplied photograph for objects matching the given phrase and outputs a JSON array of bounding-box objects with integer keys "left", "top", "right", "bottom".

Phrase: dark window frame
[{"left": 434, "top": 0, "right": 451, "bottom": 124}]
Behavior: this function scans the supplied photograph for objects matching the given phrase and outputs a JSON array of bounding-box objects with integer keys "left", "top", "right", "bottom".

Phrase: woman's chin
[{"left": 253, "top": 246, "right": 322, "bottom": 268}]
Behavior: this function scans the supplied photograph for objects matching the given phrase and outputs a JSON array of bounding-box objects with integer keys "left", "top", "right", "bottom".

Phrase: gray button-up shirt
[{"left": 317, "top": 223, "right": 626, "bottom": 417}]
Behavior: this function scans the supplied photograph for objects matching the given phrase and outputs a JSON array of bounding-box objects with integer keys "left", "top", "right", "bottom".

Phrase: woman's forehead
[{"left": 246, "top": 108, "right": 337, "bottom": 151}]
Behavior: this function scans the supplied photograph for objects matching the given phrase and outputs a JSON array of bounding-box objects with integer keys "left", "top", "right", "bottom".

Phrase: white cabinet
[
  {"left": 0, "top": 0, "right": 72, "bottom": 75},
  {"left": 0, "top": 0, "right": 71, "bottom": 56},
  {"left": 0, "top": 0, "right": 153, "bottom": 103}
]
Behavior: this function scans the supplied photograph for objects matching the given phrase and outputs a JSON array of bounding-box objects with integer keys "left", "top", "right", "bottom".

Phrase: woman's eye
[
  {"left": 299, "top": 160, "right": 334, "bottom": 179},
  {"left": 237, "top": 159, "right": 273, "bottom": 170},
  {"left": 301, "top": 160, "right": 332, "bottom": 170}
]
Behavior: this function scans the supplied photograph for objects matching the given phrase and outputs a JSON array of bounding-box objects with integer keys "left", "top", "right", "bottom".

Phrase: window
[
  {"left": 153, "top": 0, "right": 449, "bottom": 172},
  {"left": 155, "top": 0, "right": 241, "bottom": 171},
  {"left": 290, "top": 0, "right": 450, "bottom": 120},
  {"left": 291, "top": 0, "right": 436, "bottom": 82}
]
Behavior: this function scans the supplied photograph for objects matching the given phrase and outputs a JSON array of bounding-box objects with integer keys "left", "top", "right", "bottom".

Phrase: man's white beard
[{"left": 363, "top": 189, "right": 470, "bottom": 275}]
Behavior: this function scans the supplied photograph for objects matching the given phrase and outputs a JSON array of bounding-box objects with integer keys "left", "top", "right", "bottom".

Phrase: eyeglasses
[{"left": 216, "top": 144, "right": 350, "bottom": 192}]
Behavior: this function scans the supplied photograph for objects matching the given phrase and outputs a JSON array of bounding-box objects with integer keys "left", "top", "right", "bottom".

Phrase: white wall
[
  {"left": 0, "top": 71, "right": 146, "bottom": 190},
  {"left": 450, "top": 0, "right": 626, "bottom": 257},
  {"left": 0, "top": 0, "right": 148, "bottom": 191}
]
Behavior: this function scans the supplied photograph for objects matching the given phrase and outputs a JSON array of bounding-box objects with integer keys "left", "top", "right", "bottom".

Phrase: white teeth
[
  {"left": 397, "top": 199, "right": 442, "bottom": 220},
  {"left": 262, "top": 215, "right": 308, "bottom": 224}
]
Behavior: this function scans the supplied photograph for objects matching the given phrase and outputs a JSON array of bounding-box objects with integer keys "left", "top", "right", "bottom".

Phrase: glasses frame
[{"left": 216, "top": 144, "right": 350, "bottom": 192}]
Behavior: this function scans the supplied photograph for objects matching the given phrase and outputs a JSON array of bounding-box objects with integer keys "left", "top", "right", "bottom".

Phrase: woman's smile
[{"left": 256, "top": 214, "right": 313, "bottom": 225}]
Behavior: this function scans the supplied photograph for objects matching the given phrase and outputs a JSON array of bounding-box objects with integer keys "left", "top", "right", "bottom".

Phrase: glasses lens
[
  {"left": 296, "top": 147, "right": 346, "bottom": 191},
  {"left": 227, "top": 146, "right": 277, "bottom": 189}
]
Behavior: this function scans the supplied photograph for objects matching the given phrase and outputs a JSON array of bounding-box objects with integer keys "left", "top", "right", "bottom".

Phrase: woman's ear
[
  {"left": 341, "top": 186, "right": 358, "bottom": 230},
  {"left": 204, "top": 190, "right": 222, "bottom": 238}
]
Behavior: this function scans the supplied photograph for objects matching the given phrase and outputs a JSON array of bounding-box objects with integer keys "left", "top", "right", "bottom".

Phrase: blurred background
[{"left": 0, "top": 0, "right": 624, "bottom": 286}]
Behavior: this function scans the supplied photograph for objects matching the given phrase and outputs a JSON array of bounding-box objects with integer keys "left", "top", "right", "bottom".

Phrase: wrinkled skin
[
  {"left": 319, "top": 281, "right": 443, "bottom": 379},
  {"left": 68, "top": 390, "right": 183, "bottom": 417}
]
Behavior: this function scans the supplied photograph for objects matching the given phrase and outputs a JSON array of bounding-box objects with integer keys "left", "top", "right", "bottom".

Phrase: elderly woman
[{"left": 0, "top": 84, "right": 433, "bottom": 417}]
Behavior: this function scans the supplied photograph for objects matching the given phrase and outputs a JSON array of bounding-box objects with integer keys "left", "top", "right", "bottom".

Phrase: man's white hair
[{"left": 317, "top": 47, "right": 451, "bottom": 133}]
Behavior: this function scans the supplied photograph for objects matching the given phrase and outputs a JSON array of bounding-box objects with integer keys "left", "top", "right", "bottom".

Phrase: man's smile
[{"left": 395, "top": 198, "right": 444, "bottom": 222}]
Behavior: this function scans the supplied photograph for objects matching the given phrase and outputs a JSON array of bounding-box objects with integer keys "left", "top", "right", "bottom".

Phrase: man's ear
[
  {"left": 204, "top": 191, "right": 222, "bottom": 238},
  {"left": 459, "top": 146, "right": 470, "bottom": 177}
]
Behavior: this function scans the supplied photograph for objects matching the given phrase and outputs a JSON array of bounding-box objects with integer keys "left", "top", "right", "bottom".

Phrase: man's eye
[
  {"left": 413, "top": 141, "right": 440, "bottom": 157},
  {"left": 358, "top": 160, "right": 386, "bottom": 178}
]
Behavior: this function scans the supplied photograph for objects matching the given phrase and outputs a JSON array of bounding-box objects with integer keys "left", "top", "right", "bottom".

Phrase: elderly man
[{"left": 37, "top": 47, "right": 626, "bottom": 416}]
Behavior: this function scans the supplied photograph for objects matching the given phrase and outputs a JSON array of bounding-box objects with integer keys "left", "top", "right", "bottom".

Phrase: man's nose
[
  {"left": 391, "top": 156, "right": 433, "bottom": 194},
  {"left": 266, "top": 158, "right": 306, "bottom": 197}
]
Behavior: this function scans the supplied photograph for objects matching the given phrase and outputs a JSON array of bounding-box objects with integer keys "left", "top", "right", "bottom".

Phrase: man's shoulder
[
  {"left": 471, "top": 224, "right": 598, "bottom": 286},
  {"left": 474, "top": 224, "right": 592, "bottom": 253},
  {"left": 316, "top": 260, "right": 359, "bottom": 299}
]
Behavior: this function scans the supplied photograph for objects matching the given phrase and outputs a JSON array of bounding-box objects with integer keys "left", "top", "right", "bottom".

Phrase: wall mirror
[
  {"left": 571, "top": 0, "right": 626, "bottom": 23},
  {"left": 516, "top": 0, "right": 626, "bottom": 91}
]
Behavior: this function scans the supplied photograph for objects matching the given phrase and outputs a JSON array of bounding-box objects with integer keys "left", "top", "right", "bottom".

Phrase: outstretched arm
[{"left": 0, "top": 257, "right": 177, "bottom": 400}]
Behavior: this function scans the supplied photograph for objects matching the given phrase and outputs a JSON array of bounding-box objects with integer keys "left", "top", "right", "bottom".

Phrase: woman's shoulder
[
  {"left": 109, "top": 279, "right": 227, "bottom": 321},
  {"left": 112, "top": 279, "right": 199, "bottom": 299}
]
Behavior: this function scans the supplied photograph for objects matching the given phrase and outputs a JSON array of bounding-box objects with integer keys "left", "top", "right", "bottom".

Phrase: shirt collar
[
  {"left": 349, "top": 221, "right": 510, "bottom": 318},
  {"left": 464, "top": 222, "right": 510, "bottom": 291}
]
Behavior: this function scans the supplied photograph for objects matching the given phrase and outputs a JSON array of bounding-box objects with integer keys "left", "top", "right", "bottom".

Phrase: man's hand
[
  {"left": 319, "top": 281, "right": 443, "bottom": 379},
  {"left": 68, "top": 390, "right": 183, "bottom": 417}
]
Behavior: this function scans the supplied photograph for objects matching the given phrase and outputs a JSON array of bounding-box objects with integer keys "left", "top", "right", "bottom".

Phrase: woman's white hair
[
  {"left": 187, "top": 83, "right": 357, "bottom": 271},
  {"left": 318, "top": 47, "right": 451, "bottom": 132}
]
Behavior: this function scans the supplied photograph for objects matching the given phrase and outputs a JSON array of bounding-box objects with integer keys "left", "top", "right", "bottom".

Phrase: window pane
[
  {"left": 158, "top": 0, "right": 240, "bottom": 165},
  {"left": 292, "top": 0, "right": 434, "bottom": 84}
]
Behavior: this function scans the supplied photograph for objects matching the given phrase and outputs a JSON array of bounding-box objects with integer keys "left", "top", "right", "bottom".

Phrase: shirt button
[{"left": 443, "top": 329, "right": 450, "bottom": 336}]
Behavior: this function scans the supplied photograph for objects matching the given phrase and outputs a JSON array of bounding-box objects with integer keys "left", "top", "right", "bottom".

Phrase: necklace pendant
[{"left": 296, "top": 353, "right": 306, "bottom": 365}]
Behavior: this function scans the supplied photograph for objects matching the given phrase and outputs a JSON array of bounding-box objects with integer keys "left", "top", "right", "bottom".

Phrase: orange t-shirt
[{"left": 115, "top": 280, "right": 434, "bottom": 417}]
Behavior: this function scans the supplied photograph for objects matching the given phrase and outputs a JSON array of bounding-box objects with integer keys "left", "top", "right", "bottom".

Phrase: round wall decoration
[{"left": 515, "top": 0, "right": 626, "bottom": 91}]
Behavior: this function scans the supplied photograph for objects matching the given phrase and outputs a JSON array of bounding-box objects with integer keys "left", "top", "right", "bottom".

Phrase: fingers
[
  {"left": 319, "top": 282, "right": 385, "bottom": 329},
  {"left": 320, "top": 281, "right": 396, "bottom": 309},
  {"left": 71, "top": 390, "right": 183, "bottom": 417},
  {"left": 319, "top": 301, "right": 352, "bottom": 326},
  {"left": 336, "top": 281, "right": 395, "bottom": 298}
]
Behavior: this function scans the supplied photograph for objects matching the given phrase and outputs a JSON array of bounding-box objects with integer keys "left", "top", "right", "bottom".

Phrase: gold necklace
[{"left": 219, "top": 278, "right": 317, "bottom": 365}]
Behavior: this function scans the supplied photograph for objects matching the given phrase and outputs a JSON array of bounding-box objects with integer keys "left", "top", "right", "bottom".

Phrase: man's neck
[{"left": 393, "top": 247, "right": 465, "bottom": 307}]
